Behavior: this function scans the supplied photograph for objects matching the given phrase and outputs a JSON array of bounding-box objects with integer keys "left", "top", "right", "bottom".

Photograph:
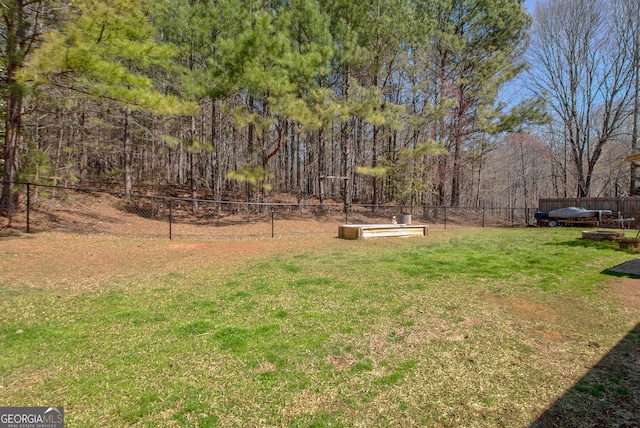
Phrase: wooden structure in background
[
  {"left": 338, "top": 224, "right": 428, "bottom": 239},
  {"left": 538, "top": 197, "right": 640, "bottom": 228}
]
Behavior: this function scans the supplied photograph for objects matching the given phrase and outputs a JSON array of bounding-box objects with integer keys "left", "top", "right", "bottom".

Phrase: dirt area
[
  {"left": 3, "top": 224, "right": 640, "bottom": 316},
  {"left": 603, "top": 277, "right": 640, "bottom": 309},
  {"left": 0, "top": 190, "right": 480, "bottom": 291},
  {"left": 1, "top": 187, "right": 517, "bottom": 242},
  {"left": 3, "top": 200, "right": 640, "bottom": 314},
  {"left": 3, "top": 191, "right": 639, "bottom": 319},
  {"left": 0, "top": 232, "right": 341, "bottom": 291}
]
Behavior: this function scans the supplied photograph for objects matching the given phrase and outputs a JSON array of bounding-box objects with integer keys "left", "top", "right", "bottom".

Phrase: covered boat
[{"left": 548, "top": 207, "right": 612, "bottom": 219}]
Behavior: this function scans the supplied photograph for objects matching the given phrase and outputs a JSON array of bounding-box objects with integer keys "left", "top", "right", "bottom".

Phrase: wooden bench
[{"left": 338, "top": 224, "right": 428, "bottom": 240}]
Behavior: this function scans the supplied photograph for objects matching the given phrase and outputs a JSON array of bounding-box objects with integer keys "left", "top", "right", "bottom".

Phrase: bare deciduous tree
[
  {"left": 613, "top": 0, "right": 640, "bottom": 194},
  {"left": 528, "top": 0, "right": 635, "bottom": 197}
]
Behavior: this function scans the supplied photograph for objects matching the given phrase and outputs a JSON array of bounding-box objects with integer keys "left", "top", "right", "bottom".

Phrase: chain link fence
[{"left": 1, "top": 182, "right": 534, "bottom": 239}]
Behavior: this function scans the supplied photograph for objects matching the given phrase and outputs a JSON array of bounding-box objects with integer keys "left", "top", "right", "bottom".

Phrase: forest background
[{"left": 2, "top": 0, "right": 640, "bottom": 215}]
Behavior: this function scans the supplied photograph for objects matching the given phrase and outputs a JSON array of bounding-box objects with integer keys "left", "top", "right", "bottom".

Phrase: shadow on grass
[
  {"left": 602, "top": 260, "right": 640, "bottom": 278},
  {"left": 602, "top": 271, "right": 640, "bottom": 279},
  {"left": 531, "top": 322, "right": 640, "bottom": 427},
  {"left": 545, "top": 238, "right": 620, "bottom": 251}
]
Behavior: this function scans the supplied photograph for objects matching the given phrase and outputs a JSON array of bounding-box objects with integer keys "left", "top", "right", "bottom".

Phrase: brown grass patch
[
  {"left": 281, "top": 390, "right": 346, "bottom": 422},
  {"left": 254, "top": 362, "right": 277, "bottom": 374},
  {"left": 498, "top": 297, "right": 558, "bottom": 322},
  {"left": 602, "top": 277, "right": 640, "bottom": 309},
  {"left": 324, "top": 353, "right": 359, "bottom": 371},
  {"left": 530, "top": 328, "right": 564, "bottom": 342}
]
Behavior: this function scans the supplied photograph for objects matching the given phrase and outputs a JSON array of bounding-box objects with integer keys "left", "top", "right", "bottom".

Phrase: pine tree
[
  {"left": 19, "top": 0, "right": 198, "bottom": 195},
  {"left": 1, "top": 0, "right": 53, "bottom": 216},
  {"left": 415, "top": 0, "right": 530, "bottom": 206},
  {"left": 212, "top": 0, "right": 333, "bottom": 200}
]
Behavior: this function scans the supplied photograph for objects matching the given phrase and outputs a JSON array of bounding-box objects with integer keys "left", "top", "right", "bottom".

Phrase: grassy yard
[{"left": 1, "top": 228, "right": 639, "bottom": 427}]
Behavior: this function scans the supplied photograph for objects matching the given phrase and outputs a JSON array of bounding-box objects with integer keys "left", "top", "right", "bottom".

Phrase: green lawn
[{"left": 1, "top": 228, "right": 639, "bottom": 426}]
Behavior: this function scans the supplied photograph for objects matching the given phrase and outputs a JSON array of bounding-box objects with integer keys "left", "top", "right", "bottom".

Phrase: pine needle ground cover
[{"left": 1, "top": 228, "right": 639, "bottom": 427}]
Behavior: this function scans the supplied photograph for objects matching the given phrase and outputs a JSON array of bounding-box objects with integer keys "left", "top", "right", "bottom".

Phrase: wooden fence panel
[{"left": 538, "top": 197, "right": 640, "bottom": 228}]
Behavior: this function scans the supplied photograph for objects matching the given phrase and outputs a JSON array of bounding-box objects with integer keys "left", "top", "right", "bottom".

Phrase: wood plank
[{"left": 339, "top": 224, "right": 428, "bottom": 240}]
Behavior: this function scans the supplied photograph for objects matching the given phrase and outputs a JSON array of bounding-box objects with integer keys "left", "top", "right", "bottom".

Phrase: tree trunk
[
  {"left": 631, "top": 35, "right": 640, "bottom": 195},
  {"left": 318, "top": 129, "right": 326, "bottom": 206},
  {"left": 340, "top": 68, "right": 352, "bottom": 208},
  {"left": 296, "top": 130, "right": 302, "bottom": 203},
  {"left": 290, "top": 129, "right": 297, "bottom": 196},
  {"left": 518, "top": 132, "right": 530, "bottom": 215},
  {"left": 341, "top": 121, "right": 352, "bottom": 208},
  {"left": 80, "top": 111, "right": 88, "bottom": 183},
  {"left": 372, "top": 125, "right": 379, "bottom": 211},
  {"left": 52, "top": 109, "right": 64, "bottom": 196},
  {"left": 1, "top": 1, "right": 24, "bottom": 214},
  {"left": 1, "top": 90, "right": 22, "bottom": 217},
  {"left": 2, "top": 0, "right": 48, "bottom": 215},
  {"left": 211, "top": 100, "right": 221, "bottom": 202},
  {"left": 450, "top": 137, "right": 461, "bottom": 207},
  {"left": 123, "top": 107, "right": 132, "bottom": 196},
  {"left": 0, "top": 93, "right": 22, "bottom": 222},
  {"left": 190, "top": 114, "right": 198, "bottom": 212}
]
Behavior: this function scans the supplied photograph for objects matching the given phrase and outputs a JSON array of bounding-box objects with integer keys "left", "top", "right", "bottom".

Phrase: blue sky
[{"left": 525, "top": 0, "right": 537, "bottom": 14}]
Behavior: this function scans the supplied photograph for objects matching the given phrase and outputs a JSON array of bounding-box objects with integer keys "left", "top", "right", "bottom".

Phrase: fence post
[
  {"left": 482, "top": 206, "right": 485, "bottom": 228},
  {"left": 26, "top": 183, "right": 31, "bottom": 233},
  {"left": 271, "top": 206, "right": 275, "bottom": 238},
  {"left": 5, "top": 182, "right": 14, "bottom": 224},
  {"left": 169, "top": 198, "right": 173, "bottom": 240},
  {"left": 444, "top": 206, "right": 447, "bottom": 229}
]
